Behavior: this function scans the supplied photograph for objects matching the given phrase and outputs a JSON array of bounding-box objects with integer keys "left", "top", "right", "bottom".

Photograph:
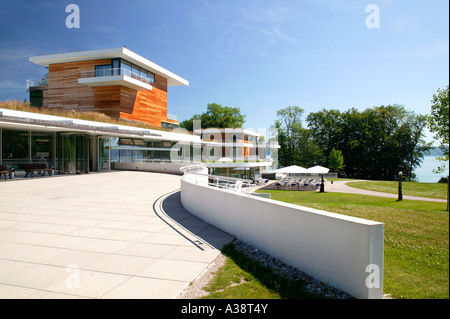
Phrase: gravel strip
[
  {"left": 177, "top": 239, "right": 354, "bottom": 299},
  {"left": 233, "top": 240, "right": 354, "bottom": 299}
]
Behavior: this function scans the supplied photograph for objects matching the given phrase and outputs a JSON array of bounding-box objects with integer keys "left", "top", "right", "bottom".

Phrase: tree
[
  {"left": 274, "top": 106, "right": 322, "bottom": 167},
  {"left": 427, "top": 85, "right": 449, "bottom": 174},
  {"left": 307, "top": 105, "right": 430, "bottom": 180},
  {"left": 39, "top": 72, "right": 49, "bottom": 86},
  {"left": 306, "top": 109, "right": 342, "bottom": 167},
  {"left": 275, "top": 106, "right": 304, "bottom": 166},
  {"left": 180, "top": 103, "right": 246, "bottom": 131},
  {"left": 328, "top": 149, "right": 344, "bottom": 172},
  {"left": 291, "top": 126, "right": 323, "bottom": 167}
]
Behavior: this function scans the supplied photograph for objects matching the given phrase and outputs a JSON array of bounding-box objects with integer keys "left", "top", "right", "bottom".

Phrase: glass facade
[
  {"left": 95, "top": 59, "right": 155, "bottom": 83},
  {"left": 98, "top": 137, "right": 110, "bottom": 171},
  {"left": 0, "top": 129, "right": 91, "bottom": 174},
  {"left": 109, "top": 138, "right": 177, "bottom": 163},
  {"left": 1, "top": 129, "right": 29, "bottom": 168},
  {"left": 95, "top": 64, "right": 113, "bottom": 77},
  {"left": 31, "top": 132, "right": 54, "bottom": 169},
  {"left": 61, "top": 134, "right": 89, "bottom": 174},
  {"left": 161, "top": 121, "right": 180, "bottom": 129},
  {"left": 1, "top": 127, "right": 247, "bottom": 177}
]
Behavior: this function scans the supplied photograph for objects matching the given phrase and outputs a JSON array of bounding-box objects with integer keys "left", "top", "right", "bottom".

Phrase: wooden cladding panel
[
  {"left": 44, "top": 61, "right": 172, "bottom": 127},
  {"left": 46, "top": 59, "right": 112, "bottom": 111},
  {"left": 119, "top": 74, "right": 169, "bottom": 127}
]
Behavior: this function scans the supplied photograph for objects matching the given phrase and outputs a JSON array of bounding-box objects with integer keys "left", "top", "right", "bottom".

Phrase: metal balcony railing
[
  {"left": 26, "top": 79, "right": 48, "bottom": 91},
  {"left": 80, "top": 67, "right": 154, "bottom": 86},
  {"left": 167, "top": 114, "right": 178, "bottom": 121},
  {"left": 180, "top": 163, "right": 255, "bottom": 194}
]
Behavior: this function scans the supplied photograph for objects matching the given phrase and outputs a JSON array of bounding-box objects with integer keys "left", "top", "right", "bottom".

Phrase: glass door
[
  {"left": 31, "top": 132, "right": 54, "bottom": 169},
  {"left": 61, "top": 133, "right": 89, "bottom": 174},
  {"left": 98, "top": 137, "right": 111, "bottom": 171}
]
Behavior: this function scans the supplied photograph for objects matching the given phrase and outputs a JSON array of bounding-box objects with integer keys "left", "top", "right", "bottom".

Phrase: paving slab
[{"left": 0, "top": 171, "right": 234, "bottom": 299}]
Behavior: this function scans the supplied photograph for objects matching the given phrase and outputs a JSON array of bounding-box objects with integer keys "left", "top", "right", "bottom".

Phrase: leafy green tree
[
  {"left": 328, "top": 149, "right": 344, "bottom": 172},
  {"left": 292, "top": 126, "right": 323, "bottom": 168},
  {"left": 427, "top": 85, "right": 449, "bottom": 174},
  {"left": 307, "top": 105, "right": 430, "bottom": 180},
  {"left": 180, "top": 103, "right": 246, "bottom": 131},
  {"left": 275, "top": 106, "right": 305, "bottom": 166},
  {"left": 274, "top": 106, "right": 322, "bottom": 167},
  {"left": 306, "top": 109, "right": 342, "bottom": 166}
]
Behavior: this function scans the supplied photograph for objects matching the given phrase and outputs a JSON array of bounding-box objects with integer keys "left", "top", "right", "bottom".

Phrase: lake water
[{"left": 414, "top": 156, "right": 449, "bottom": 183}]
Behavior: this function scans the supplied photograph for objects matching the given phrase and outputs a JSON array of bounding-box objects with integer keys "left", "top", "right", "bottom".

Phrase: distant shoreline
[{"left": 414, "top": 154, "right": 449, "bottom": 183}]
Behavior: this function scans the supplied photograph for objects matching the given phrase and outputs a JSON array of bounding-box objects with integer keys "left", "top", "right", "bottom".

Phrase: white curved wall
[
  {"left": 180, "top": 176, "right": 384, "bottom": 299},
  {"left": 113, "top": 162, "right": 186, "bottom": 174}
]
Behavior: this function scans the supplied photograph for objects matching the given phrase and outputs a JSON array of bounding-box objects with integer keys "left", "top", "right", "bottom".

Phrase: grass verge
[
  {"left": 347, "top": 180, "right": 448, "bottom": 200},
  {"left": 256, "top": 190, "right": 449, "bottom": 299},
  {"left": 200, "top": 243, "right": 325, "bottom": 299}
]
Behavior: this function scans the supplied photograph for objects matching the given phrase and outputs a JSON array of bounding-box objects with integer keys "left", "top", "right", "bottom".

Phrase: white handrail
[
  {"left": 180, "top": 163, "right": 254, "bottom": 194},
  {"left": 80, "top": 67, "right": 154, "bottom": 85}
]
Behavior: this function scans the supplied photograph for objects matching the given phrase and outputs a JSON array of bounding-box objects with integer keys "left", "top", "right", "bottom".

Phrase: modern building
[
  {"left": 0, "top": 107, "right": 203, "bottom": 176},
  {"left": 194, "top": 127, "right": 279, "bottom": 180},
  {"left": 1, "top": 48, "right": 278, "bottom": 179},
  {"left": 0, "top": 107, "right": 279, "bottom": 178},
  {"left": 27, "top": 47, "right": 188, "bottom": 129}
]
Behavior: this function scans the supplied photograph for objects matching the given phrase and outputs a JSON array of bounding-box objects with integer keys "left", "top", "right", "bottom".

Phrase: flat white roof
[
  {"left": 0, "top": 108, "right": 200, "bottom": 143},
  {"left": 29, "top": 47, "right": 189, "bottom": 87},
  {"left": 194, "top": 128, "right": 264, "bottom": 137}
]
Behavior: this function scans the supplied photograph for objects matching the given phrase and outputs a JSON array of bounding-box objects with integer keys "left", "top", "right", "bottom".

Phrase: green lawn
[
  {"left": 346, "top": 180, "right": 448, "bottom": 200},
  {"left": 256, "top": 190, "right": 449, "bottom": 299},
  {"left": 201, "top": 243, "right": 325, "bottom": 299}
]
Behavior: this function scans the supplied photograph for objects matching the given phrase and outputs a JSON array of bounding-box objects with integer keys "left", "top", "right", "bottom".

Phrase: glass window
[
  {"left": 110, "top": 137, "right": 119, "bottom": 163},
  {"left": 131, "top": 65, "right": 140, "bottom": 79},
  {"left": 119, "top": 150, "right": 132, "bottom": 162},
  {"left": 119, "top": 138, "right": 134, "bottom": 146},
  {"left": 133, "top": 139, "right": 145, "bottom": 146},
  {"left": 111, "top": 59, "right": 120, "bottom": 75},
  {"left": 95, "top": 64, "right": 112, "bottom": 77},
  {"left": 148, "top": 71, "right": 155, "bottom": 83},
  {"left": 1, "top": 129, "right": 29, "bottom": 168},
  {"left": 162, "top": 141, "right": 172, "bottom": 148},
  {"left": 112, "top": 58, "right": 120, "bottom": 69},
  {"left": 122, "top": 60, "right": 132, "bottom": 77},
  {"left": 138, "top": 67, "right": 145, "bottom": 80},
  {"left": 31, "top": 132, "right": 54, "bottom": 168},
  {"left": 98, "top": 137, "right": 110, "bottom": 171}
]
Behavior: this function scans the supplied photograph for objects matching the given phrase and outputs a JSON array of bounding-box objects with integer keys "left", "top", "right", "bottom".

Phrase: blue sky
[{"left": 0, "top": 0, "right": 448, "bottom": 141}]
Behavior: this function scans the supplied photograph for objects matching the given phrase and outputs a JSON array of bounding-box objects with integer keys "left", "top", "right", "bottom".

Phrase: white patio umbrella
[
  {"left": 273, "top": 165, "right": 309, "bottom": 174},
  {"left": 306, "top": 165, "right": 330, "bottom": 174}
]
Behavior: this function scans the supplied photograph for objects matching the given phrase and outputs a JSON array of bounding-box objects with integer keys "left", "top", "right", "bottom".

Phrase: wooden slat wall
[
  {"left": 119, "top": 74, "right": 171, "bottom": 127},
  {"left": 45, "top": 59, "right": 113, "bottom": 112},
  {"left": 44, "top": 60, "right": 175, "bottom": 127}
]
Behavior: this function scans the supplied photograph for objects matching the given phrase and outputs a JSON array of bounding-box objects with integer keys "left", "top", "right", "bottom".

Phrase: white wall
[
  {"left": 113, "top": 162, "right": 185, "bottom": 174},
  {"left": 180, "top": 176, "right": 384, "bottom": 299}
]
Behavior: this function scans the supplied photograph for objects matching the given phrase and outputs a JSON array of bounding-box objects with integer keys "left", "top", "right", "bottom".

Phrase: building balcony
[
  {"left": 26, "top": 79, "right": 48, "bottom": 92},
  {"left": 78, "top": 67, "right": 153, "bottom": 91}
]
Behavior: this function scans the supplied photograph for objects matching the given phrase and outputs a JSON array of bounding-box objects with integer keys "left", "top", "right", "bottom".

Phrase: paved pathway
[
  {"left": 326, "top": 180, "right": 447, "bottom": 203},
  {"left": 0, "top": 171, "right": 233, "bottom": 299}
]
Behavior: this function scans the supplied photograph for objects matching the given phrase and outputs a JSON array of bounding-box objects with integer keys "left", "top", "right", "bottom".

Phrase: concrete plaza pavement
[{"left": 0, "top": 171, "right": 233, "bottom": 299}]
